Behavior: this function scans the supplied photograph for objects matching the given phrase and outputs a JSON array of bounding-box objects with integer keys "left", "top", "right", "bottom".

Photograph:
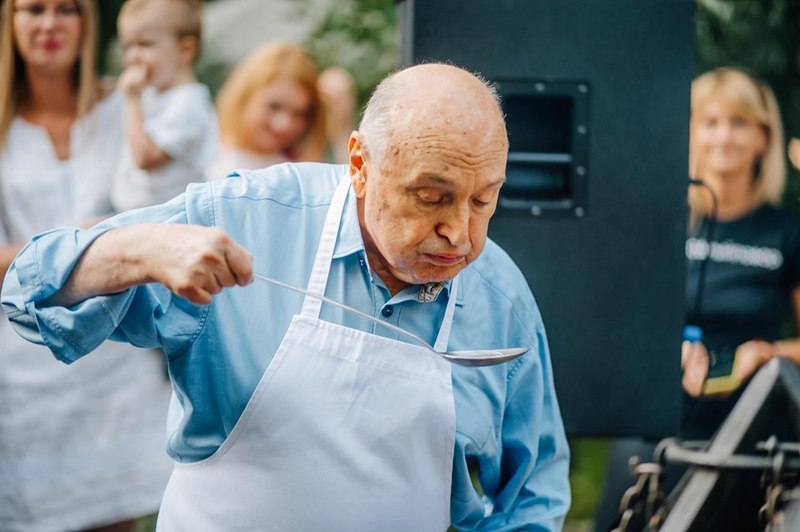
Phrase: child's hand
[{"left": 118, "top": 64, "right": 148, "bottom": 98}]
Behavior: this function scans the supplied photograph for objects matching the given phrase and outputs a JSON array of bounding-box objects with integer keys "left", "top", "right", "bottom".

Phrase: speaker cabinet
[{"left": 399, "top": 0, "right": 694, "bottom": 437}]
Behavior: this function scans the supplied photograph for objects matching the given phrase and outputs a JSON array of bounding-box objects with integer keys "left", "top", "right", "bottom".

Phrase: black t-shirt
[{"left": 682, "top": 204, "right": 800, "bottom": 439}]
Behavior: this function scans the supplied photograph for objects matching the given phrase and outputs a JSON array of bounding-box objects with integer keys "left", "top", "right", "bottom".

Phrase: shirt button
[{"left": 381, "top": 306, "right": 393, "bottom": 318}]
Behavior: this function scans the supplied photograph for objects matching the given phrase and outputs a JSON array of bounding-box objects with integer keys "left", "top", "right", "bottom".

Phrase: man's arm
[
  {"left": 49, "top": 224, "right": 253, "bottom": 308},
  {"left": 480, "top": 324, "right": 571, "bottom": 530},
  {"left": 2, "top": 194, "right": 253, "bottom": 362}
]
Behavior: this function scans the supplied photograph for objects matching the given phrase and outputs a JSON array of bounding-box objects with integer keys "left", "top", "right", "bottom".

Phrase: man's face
[{"left": 351, "top": 117, "right": 507, "bottom": 292}]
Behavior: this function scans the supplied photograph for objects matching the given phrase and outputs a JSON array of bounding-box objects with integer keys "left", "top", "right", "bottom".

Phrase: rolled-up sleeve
[{"left": 1, "top": 190, "right": 200, "bottom": 364}]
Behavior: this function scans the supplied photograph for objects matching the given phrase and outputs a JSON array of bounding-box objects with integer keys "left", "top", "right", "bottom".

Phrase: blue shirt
[{"left": 2, "top": 162, "right": 570, "bottom": 530}]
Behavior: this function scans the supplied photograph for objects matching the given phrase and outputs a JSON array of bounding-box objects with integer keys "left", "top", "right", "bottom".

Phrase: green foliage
[
  {"left": 293, "top": 0, "right": 399, "bottom": 110},
  {"left": 567, "top": 438, "right": 610, "bottom": 521},
  {"left": 96, "top": 0, "right": 125, "bottom": 74}
]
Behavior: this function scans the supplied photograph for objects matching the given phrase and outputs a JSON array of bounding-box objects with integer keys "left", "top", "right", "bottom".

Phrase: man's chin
[{"left": 406, "top": 265, "right": 466, "bottom": 285}]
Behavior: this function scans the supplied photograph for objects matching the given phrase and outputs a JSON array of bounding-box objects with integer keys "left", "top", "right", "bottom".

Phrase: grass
[{"left": 566, "top": 437, "right": 611, "bottom": 528}]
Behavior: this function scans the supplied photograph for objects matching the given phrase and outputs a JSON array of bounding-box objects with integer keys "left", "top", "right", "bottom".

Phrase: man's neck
[
  {"left": 356, "top": 198, "right": 411, "bottom": 296},
  {"left": 363, "top": 246, "right": 410, "bottom": 297}
]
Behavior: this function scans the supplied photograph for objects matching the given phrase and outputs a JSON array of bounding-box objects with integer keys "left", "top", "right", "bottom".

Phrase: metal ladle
[{"left": 252, "top": 272, "right": 529, "bottom": 367}]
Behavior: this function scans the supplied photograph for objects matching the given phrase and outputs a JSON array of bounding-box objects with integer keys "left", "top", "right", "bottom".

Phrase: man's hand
[
  {"left": 144, "top": 225, "right": 254, "bottom": 305},
  {"left": 51, "top": 224, "right": 253, "bottom": 308}
]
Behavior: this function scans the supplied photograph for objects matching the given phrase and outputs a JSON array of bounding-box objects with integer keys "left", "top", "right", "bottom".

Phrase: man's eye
[
  {"left": 473, "top": 190, "right": 498, "bottom": 207},
  {"left": 417, "top": 192, "right": 443, "bottom": 205}
]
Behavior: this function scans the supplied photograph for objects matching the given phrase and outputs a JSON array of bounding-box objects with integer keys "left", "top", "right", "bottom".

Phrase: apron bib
[{"left": 157, "top": 176, "right": 457, "bottom": 531}]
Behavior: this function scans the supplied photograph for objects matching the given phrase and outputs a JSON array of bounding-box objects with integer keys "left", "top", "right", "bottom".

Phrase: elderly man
[{"left": 2, "top": 64, "right": 570, "bottom": 530}]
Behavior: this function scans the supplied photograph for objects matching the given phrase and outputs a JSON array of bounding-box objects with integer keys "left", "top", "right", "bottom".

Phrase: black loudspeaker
[{"left": 399, "top": 0, "right": 694, "bottom": 437}]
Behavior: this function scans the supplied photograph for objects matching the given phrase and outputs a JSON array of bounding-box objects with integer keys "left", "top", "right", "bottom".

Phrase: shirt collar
[
  {"left": 332, "top": 184, "right": 363, "bottom": 261},
  {"left": 332, "top": 184, "right": 461, "bottom": 305}
]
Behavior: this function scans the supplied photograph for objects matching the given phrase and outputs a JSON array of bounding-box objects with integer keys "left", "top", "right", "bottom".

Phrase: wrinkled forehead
[
  {"left": 380, "top": 119, "right": 507, "bottom": 185},
  {"left": 390, "top": 98, "right": 507, "bottom": 155}
]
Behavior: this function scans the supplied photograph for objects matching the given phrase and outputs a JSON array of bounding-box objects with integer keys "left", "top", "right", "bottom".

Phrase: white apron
[{"left": 157, "top": 177, "right": 457, "bottom": 531}]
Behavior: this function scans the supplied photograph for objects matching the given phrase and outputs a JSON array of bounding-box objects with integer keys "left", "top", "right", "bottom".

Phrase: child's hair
[
  {"left": 216, "top": 42, "right": 327, "bottom": 161},
  {"left": 118, "top": 0, "right": 203, "bottom": 59}
]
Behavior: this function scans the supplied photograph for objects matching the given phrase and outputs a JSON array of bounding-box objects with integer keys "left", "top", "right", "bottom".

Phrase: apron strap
[
  {"left": 301, "top": 174, "right": 351, "bottom": 318},
  {"left": 433, "top": 275, "right": 459, "bottom": 352}
]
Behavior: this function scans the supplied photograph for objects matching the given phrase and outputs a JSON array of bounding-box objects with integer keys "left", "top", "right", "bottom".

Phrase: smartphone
[{"left": 702, "top": 346, "right": 742, "bottom": 396}]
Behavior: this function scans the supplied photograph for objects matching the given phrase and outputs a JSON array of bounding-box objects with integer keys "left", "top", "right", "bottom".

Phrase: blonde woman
[
  {"left": 681, "top": 68, "right": 800, "bottom": 439},
  {"left": 596, "top": 69, "right": 799, "bottom": 531},
  {"left": 206, "top": 41, "right": 355, "bottom": 179},
  {"left": 0, "top": 1, "right": 171, "bottom": 530}
]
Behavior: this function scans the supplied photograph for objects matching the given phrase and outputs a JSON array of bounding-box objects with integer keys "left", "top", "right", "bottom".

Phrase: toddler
[{"left": 112, "top": 0, "right": 217, "bottom": 211}]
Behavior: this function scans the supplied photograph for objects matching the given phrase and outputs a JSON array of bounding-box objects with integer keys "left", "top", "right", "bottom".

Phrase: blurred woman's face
[
  {"left": 693, "top": 101, "right": 767, "bottom": 178},
  {"left": 240, "top": 78, "right": 313, "bottom": 155},
  {"left": 12, "top": 0, "right": 82, "bottom": 76}
]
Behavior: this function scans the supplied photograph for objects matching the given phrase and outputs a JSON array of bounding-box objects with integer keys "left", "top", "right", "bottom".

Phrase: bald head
[
  {"left": 358, "top": 63, "right": 508, "bottom": 169},
  {"left": 348, "top": 64, "right": 509, "bottom": 294}
]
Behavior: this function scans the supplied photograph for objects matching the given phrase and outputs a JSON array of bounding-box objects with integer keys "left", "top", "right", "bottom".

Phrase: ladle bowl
[{"left": 252, "top": 273, "right": 529, "bottom": 367}]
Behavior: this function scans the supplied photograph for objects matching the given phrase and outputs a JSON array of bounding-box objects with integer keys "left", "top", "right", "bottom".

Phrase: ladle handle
[{"left": 252, "top": 272, "right": 437, "bottom": 352}]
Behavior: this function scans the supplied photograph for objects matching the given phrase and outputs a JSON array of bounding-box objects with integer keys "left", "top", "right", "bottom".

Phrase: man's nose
[{"left": 437, "top": 204, "right": 470, "bottom": 247}]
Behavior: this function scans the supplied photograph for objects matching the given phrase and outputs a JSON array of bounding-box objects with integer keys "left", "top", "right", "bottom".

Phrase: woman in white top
[
  {"left": 205, "top": 41, "right": 355, "bottom": 179},
  {"left": 0, "top": 1, "right": 172, "bottom": 531}
]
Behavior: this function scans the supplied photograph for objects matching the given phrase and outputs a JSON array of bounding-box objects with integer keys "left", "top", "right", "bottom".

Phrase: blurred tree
[
  {"left": 695, "top": 0, "right": 800, "bottom": 207},
  {"left": 97, "top": 0, "right": 125, "bottom": 74},
  {"left": 293, "top": 0, "right": 399, "bottom": 111}
]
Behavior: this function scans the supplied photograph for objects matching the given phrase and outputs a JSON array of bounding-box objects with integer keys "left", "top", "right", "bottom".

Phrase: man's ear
[{"left": 349, "top": 132, "right": 367, "bottom": 198}]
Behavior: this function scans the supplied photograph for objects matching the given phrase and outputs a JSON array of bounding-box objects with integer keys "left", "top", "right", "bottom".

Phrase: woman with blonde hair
[
  {"left": 596, "top": 68, "right": 800, "bottom": 532},
  {"left": 681, "top": 69, "right": 800, "bottom": 438},
  {"left": 206, "top": 41, "right": 355, "bottom": 179},
  {"left": 0, "top": 1, "right": 171, "bottom": 530}
]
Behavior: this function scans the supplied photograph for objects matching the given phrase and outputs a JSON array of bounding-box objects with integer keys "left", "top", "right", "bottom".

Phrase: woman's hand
[
  {"left": 318, "top": 67, "right": 357, "bottom": 163},
  {"left": 733, "top": 340, "right": 775, "bottom": 382},
  {"left": 681, "top": 340, "right": 709, "bottom": 397}
]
